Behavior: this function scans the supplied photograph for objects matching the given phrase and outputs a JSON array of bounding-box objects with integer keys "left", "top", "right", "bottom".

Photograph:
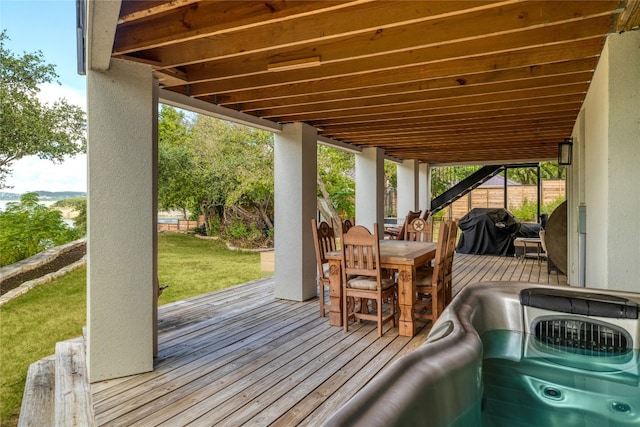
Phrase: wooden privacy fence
[
  {"left": 157, "top": 215, "right": 205, "bottom": 232},
  {"left": 450, "top": 180, "right": 565, "bottom": 219}
]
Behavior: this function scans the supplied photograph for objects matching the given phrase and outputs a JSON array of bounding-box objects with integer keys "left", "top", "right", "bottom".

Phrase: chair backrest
[
  {"left": 430, "top": 220, "right": 451, "bottom": 286},
  {"left": 443, "top": 219, "right": 458, "bottom": 280},
  {"left": 405, "top": 217, "right": 433, "bottom": 242},
  {"left": 539, "top": 230, "right": 548, "bottom": 254},
  {"left": 341, "top": 224, "right": 382, "bottom": 281},
  {"left": 312, "top": 219, "right": 337, "bottom": 279},
  {"left": 342, "top": 219, "right": 354, "bottom": 235},
  {"left": 396, "top": 210, "right": 421, "bottom": 241}
]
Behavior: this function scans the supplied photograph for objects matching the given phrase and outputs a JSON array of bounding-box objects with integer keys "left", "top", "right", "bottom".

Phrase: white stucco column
[
  {"left": 419, "top": 163, "right": 431, "bottom": 214},
  {"left": 574, "top": 30, "right": 640, "bottom": 292},
  {"left": 274, "top": 122, "right": 318, "bottom": 301},
  {"left": 355, "top": 147, "right": 385, "bottom": 236},
  {"left": 87, "top": 58, "right": 158, "bottom": 381},
  {"left": 397, "top": 159, "right": 420, "bottom": 219}
]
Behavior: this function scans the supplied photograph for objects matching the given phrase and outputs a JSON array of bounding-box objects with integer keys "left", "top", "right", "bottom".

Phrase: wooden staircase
[{"left": 18, "top": 337, "right": 95, "bottom": 426}]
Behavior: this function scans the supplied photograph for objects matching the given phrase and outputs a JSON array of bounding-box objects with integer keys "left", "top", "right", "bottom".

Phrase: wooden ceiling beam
[
  {"left": 115, "top": 1, "right": 368, "bottom": 54},
  {"left": 218, "top": 58, "right": 597, "bottom": 109},
  {"left": 339, "top": 124, "right": 572, "bottom": 143},
  {"left": 318, "top": 110, "right": 580, "bottom": 133},
  {"left": 358, "top": 129, "right": 569, "bottom": 146},
  {"left": 118, "top": 0, "right": 204, "bottom": 23},
  {"left": 129, "top": 0, "right": 616, "bottom": 69},
  {"left": 248, "top": 74, "right": 592, "bottom": 118},
  {"left": 180, "top": 14, "right": 609, "bottom": 91},
  {"left": 187, "top": 34, "right": 605, "bottom": 100},
  {"left": 325, "top": 115, "right": 577, "bottom": 136},
  {"left": 311, "top": 102, "right": 583, "bottom": 129},
  {"left": 270, "top": 85, "right": 587, "bottom": 122}
]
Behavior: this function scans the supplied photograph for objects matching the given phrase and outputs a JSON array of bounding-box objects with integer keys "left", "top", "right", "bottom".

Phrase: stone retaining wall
[{"left": 0, "top": 239, "right": 86, "bottom": 307}]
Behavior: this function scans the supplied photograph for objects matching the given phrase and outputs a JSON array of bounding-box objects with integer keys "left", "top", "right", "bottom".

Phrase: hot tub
[{"left": 323, "top": 282, "right": 640, "bottom": 427}]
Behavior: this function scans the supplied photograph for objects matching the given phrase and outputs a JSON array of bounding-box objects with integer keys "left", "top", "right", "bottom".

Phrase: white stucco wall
[
  {"left": 576, "top": 30, "right": 640, "bottom": 292},
  {"left": 274, "top": 123, "right": 318, "bottom": 301},
  {"left": 606, "top": 31, "right": 640, "bottom": 292},
  {"left": 87, "top": 58, "right": 157, "bottom": 381},
  {"left": 355, "top": 147, "right": 385, "bottom": 236}
]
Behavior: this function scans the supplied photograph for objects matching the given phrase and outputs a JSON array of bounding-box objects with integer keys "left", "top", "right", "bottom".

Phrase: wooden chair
[
  {"left": 341, "top": 218, "right": 354, "bottom": 235},
  {"left": 404, "top": 217, "right": 433, "bottom": 242},
  {"left": 341, "top": 224, "right": 397, "bottom": 337},
  {"left": 386, "top": 210, "right": 421, "bottom": 240},
  {"left": 413, "top": 220, "right": 451, "bottom": 324},
  {"left": 311, "top": 219, "right": 337, "bottom": 317},
  {"left": 443, "top": 219, "right": 458, "bottom": 305}
]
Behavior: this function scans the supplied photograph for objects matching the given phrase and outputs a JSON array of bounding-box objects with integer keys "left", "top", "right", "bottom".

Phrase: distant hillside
[{"left": 0, "top": 191, "right": 86, "bottom": 201}]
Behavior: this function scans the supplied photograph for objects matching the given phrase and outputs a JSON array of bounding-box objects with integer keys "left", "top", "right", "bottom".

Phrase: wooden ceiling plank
[
  {"left": 616, "top": 0, "right": 640, "bottom": 31},
  {"left": 188, "top": 32, "right": 606, "bottom": 100},
  {"left": 318, "top": 110, "right": 580, "bottom": 132},
  {"left": 181, "top": 13, "right": 610, "bottom": 89},
  {"left": 137, "top": 0, "right": 616, "bottom": 69},
  {"left": 127, "top": 1, "right": 545, "bottom": 67},
  {"left": 327, "top": 114, "right": 578, "bottom": 135},
  {"left": 351, "top": 129, "right": 571, "bottom": 146},
  {"left": 118, "top": 0, "right": 203, "bottom": 23},
  {"left": 115, "top": 1, "right": 371, "bottom": 54},
  {"left": 249, "top": 74, "right": 592, "bottom": 118},
  {"left": 220, "top": 58, "right": 597, "bottom": 110},
  {"left": 270, "top": 84, "right": 588, "bottom": 122},
  {"left": 310, "top": 101, "right": 584, "bottom": 128},
  {"left": 340, "top": 123, "right": 574, "bottom": 142}
]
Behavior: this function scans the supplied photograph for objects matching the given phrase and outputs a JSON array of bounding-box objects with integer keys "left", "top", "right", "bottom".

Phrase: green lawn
[{"left": 0, "top": 233, "right": 271, "bottom": 426}]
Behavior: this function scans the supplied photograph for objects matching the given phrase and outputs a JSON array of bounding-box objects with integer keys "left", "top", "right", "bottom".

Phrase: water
[
  {"left": 1, "top": 200, "right": 75, "bottom": 227},
  {"left": 481, "top": 330, "right": 640, "bottom": 426}
]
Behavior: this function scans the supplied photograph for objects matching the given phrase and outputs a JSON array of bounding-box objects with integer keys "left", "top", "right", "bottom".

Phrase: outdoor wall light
[{"left": 558, "top": 137, "right": 573, "bottom": 165}]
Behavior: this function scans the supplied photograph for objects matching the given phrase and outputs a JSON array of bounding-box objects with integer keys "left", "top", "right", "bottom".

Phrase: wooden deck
[{"left": 90, "top": 254, "right": 565, "bottom": 426}]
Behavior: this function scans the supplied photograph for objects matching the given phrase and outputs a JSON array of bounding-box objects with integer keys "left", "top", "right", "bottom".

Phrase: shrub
[
  {"left": 510, "top": 196, "right": 566, "bottom": 222},
  {"left": 0, "top": 193, "right": 79, "bottom": 266}
]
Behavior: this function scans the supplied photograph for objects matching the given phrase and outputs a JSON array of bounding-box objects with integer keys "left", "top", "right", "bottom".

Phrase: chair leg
[
  {"left": 378, "top": 296, "right": 383, "bottom": 337},
  {"left": 319, "top": 283, "right": 325, "bottom": 317},
  {"left": 343, "top": 288, "right": 349, "bottom": 333}
]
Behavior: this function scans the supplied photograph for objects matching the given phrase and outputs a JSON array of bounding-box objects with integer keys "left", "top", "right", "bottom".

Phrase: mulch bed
[{"left": 0, "top": 244, "right": 86, "bottom": 296}]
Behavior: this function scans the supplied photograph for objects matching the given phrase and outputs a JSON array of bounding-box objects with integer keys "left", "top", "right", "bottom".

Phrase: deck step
[
  {"left": 18, "top": 356, "right": 56, "bottom": 427},
  {"left": 54, "top": 340, "right": 95, "bottom": 426}
]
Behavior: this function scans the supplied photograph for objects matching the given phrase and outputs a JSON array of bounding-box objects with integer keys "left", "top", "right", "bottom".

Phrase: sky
[{"left": 1, "top": 0, "right": 87, "bottom": 194}]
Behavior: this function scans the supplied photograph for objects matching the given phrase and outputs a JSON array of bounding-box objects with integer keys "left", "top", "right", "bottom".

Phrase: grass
[{"left": 0, "top": 233, "right": 271, "bottom": 426}]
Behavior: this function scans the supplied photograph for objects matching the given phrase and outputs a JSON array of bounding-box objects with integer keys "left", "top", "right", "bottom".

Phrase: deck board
[{"left": 91, "top": 254, "right": 566, "bottom": 426}]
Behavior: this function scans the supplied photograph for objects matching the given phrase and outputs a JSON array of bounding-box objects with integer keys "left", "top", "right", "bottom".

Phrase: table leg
[
  {"left": 328, "top": 259, "right": 342, "bottom": 326},
  {"left": 397, "top": 265, "right": 416, "bottom": 337}
]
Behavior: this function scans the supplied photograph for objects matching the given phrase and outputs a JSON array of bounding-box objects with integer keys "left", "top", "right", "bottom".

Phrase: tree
[
  {"left": 157, "top": 106, "right": 196, "bottom": 218},
  {"left": 317, "top": 145, "right": 354, "bottom": 228},
  {"left": 189, "top": 116, "right": 274, "bottom": 244},
  {"left": 0, "top": 31, "right": 86, "bottom": 188},
  {"left": 0, "top": 192, "right": 79, "bottom": 266}
]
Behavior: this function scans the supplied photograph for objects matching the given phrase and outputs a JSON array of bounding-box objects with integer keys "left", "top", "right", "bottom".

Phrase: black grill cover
[{"left": 456, "top": 208, "right": 521, "bottom": 256}]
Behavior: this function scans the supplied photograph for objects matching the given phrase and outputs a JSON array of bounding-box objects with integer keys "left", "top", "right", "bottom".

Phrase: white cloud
[
  {"left": 5, "top": 155, "right": 87, "bottom": 194},
  {"left": 38, "top": 82, "right": 86, "bottom": 110},
  {"left": 3, "top": 83, "right": 87, "bottom": 195}
]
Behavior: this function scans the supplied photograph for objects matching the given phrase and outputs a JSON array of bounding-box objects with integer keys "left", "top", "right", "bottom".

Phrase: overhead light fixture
[
  {"left": 558, "top": 137, "right": 573, "bottom": 165},
  {"left": 267, "top": 56, "right": 321, "bottom": 72}
]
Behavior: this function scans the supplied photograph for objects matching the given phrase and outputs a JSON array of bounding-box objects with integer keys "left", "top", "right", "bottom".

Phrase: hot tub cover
[{"left": 456, "top": 208, "right": 521, "bottom": 256}]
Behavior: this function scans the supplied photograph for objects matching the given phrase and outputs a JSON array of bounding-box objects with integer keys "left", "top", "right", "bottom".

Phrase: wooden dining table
[{"left": 325, "top": 240, "right": 437, "bottom": 337}]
